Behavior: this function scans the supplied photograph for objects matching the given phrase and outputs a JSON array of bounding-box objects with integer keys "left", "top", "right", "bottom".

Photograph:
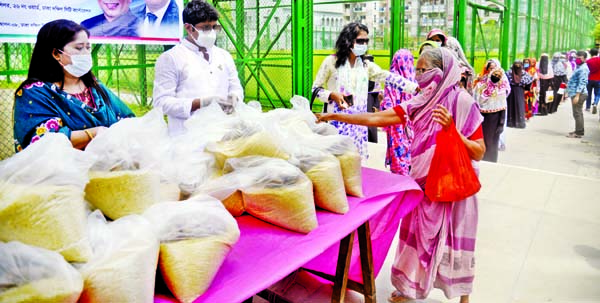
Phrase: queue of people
[{"left": 11, "top": 2, "right": 598, "bottom": 302}]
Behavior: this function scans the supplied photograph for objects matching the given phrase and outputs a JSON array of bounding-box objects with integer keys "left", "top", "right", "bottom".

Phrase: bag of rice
[
  {"left": 143, "top": 198, "right": 240, "bottom": 303},
  {"left": 195, "top": 173, "right": 245, "bottom": 216},
  {"left": 79, "top": 211, "right": 159, "bottom": 303},
  {"left": 84, "top": 169, "right": 161, "bottom": 220},
  {"left": 0, "top": 241, "right": 83, "bottom": 303},
  {"left": 205, "top": 120, "right": 289, "bottom": 169},
  {"left": 0, "top": 134, "right": 93, "bottom": 262},
  {"left": 290, "top": 148, "right": 348, "bottom": 214},
  {"left": 226, "top": 157, "right": 318, "bottom": 233}
]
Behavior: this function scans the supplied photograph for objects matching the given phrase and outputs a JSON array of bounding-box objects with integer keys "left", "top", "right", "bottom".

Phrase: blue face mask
[{"left": 524, "top": 63, "right": 530, "bottom": 68}]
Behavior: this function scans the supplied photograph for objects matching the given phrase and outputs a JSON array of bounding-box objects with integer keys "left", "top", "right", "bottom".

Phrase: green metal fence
[{"left": 0, "top": 0, "right": 596, "bottom": 160}]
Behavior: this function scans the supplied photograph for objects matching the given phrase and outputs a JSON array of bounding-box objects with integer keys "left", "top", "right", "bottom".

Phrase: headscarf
[
  {"left": 478, "top": 67, "right": 511, "bottom": 101},
  {"left": 475, "top": 59, "right": 501, "bottom": 86},
  {"left": 539, "top": 54, "right": 550, "bottom": 75},
  {"left": 426, "top": 28, "right": 447, "bottom": 46},
  {"left": 568, "top": 50, "right": 577, "bottom": 71},
  {"left": 445, "top": 37, "right": 475, "bottom": 93},
  {"left": 382, "top": 49, "right": 416, "bottom": 175},
  {"left": 526, "top": 58, "right": 537, "bottom": 77},
  {"left": 382, "top": 49, "right": 415, "bottom": 110},
  {"left": 401, "top": 47, "right": 483, "bottom": 185},
  {"left": 552, "top": 52, "right": 567, "bottom": 76},
  {"left": 418, "top": 41, "right": 439, "bottom": 54},
  {"left": 511, "top": 60, "right": 523, "bottom": 84}
]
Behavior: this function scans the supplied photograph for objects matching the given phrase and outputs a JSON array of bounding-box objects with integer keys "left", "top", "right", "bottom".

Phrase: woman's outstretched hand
[
  {"left": 315, "top": 113, "right": 331, "bottom": 123},
  {"left": 432, "top": 104, "right": 453, "bottom": 129}
]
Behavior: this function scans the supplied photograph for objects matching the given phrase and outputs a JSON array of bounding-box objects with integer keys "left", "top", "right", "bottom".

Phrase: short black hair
[
  {"left": 576, "top": 50, "right": 587, "bottom": 59},
  {"left": 591, "top": 48, "right": 598, "bottom": 57},
  {"left": 183, "top": 0, "right": 219, "bottom": 25}
]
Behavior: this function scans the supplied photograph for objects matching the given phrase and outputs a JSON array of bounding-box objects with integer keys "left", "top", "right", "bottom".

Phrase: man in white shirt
[
  {"left": 134, "top": 0, "right": 180, "bottom": 38},
  {"left": 153, "top": 0, "right": 244, "bottom": 135}
]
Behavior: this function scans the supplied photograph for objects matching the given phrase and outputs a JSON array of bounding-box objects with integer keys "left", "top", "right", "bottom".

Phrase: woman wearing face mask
[
  {"left": 473, "top": 59, "right": 500, "bottom": 87},
  {"left": 312, "top": 22, "right": 418, "bottom": 161},
  {"left": 550, "top": 52, "right": 568, "bottom": 113},
  {"left": 506, "top": 61, "right": 535, "bottom": 128},
  {"left": 13, "top": 19, "right": 134, "bottom": 152},
  {"left": 536, "top": 54, "right": 554, "bottom": 115},
  {"left": 474, "top": 67, "right": 510, "bottom": 162},
  {"left": 426, "top": 29, "right": 475, "bottom": 94},
  {"left": 317, "top": 48, "right": 485, "bottom": 303}
]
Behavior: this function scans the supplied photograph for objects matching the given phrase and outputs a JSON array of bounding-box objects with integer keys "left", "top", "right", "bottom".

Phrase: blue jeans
[{"left": 585, "top": 80, "right": 600, "bottom": 109}]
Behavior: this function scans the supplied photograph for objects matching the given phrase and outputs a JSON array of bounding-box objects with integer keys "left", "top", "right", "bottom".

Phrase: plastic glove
[{"left": 200, "top": 96, "right": 226, "bottom": 108}]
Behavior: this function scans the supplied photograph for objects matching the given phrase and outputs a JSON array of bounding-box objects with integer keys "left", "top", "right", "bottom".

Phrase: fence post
[
  {"left": 500, "top": 0, "right": 511, "bottom": 69},
  {"left": 291, "top": 0, "right": 313, "bottom": 99},
  {"left": 389, "top": 0, "right": 404, "bottom": 63},
  {"left": 136, "top": 45, "right": 148, "bottom": 107}
]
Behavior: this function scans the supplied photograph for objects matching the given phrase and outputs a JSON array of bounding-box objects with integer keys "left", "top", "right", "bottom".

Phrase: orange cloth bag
[{"left": 425, "top": 124, "right": 481, "bottom": 202}]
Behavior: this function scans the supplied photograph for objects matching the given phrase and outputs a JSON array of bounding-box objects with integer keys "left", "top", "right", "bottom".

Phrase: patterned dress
[
  {"left": 381, "top": 49, "right": 416, "bottom": 175},
  {"left": 312, "top": 55, "right": 417, "bottom": 161},
  {"left": 13, "top": 81, "right": 134, "bottom": 151}
]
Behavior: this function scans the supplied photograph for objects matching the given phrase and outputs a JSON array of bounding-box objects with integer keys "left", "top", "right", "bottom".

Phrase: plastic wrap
[
  {"left": 290, "top": 148, "right": 348, "bottom": 214},
  {"left": 226, "top": 156, "right": 318, "bottom": 233},
  {"left": 84, "top": 109, "right": 169, "bottom": 172},
  {"left": 143, "top": 198, "right": 240, "bottom": 303},
  {"left": 0, "top": 241, "right": 83, "bottom": 303},
  {"left": 84, "top": 169, "right": 161, "bottom": 220},
  {"left": 205, "top": 120, "right": 289, "bottom": 169},
  {"left": 79, "top": 211, "right": 159, "bottom": 303},
  {"left": 0, "top": 134, "right": 92, "bottom": 262}
]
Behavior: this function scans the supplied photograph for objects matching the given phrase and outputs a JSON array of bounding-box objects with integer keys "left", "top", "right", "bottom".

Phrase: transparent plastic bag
[
  {"left": 225, "top": 156, "right": 318, "bottom": 233},
  {"left": 289, "top": 147, "right": 348, "bottom": 214},
  {"left": 143, "top": 197, "right": 240, "bottom": 303},
  {"left": 205, "top": 120, "right": 289, "bottom": 169},
  {"left": 79, "top": 211, "right": 159, "bottom": 303},
  {"left": 84, "top": 109, "right": 168, "bottom": 218},
  {"left": 0, "top": 241, "right": 83, "bottom": 303},
  {"left": 0, "top": 134, "right": 92, "bottom": 262}
]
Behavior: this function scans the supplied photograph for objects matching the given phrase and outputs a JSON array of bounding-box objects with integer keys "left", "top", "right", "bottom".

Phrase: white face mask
[
  {"left": 60, "top": 51, "right": 93, "bottom": 77},
  {"left": 352, "top": 44, "right": 368, "bottom": 56},
  {"left": 192, "top": 27, "right": 217, "bottom": 49},
  {"left": 435, "top": 41, "right": 442, "bottom": 47}
]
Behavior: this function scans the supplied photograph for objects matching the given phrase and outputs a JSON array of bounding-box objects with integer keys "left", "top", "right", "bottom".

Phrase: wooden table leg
[
  {"left": 331, "top": 231, "right": 355, "bottom": 303},
  {"left": 357, "top": 222, "right": 376, "bottom": 303}
]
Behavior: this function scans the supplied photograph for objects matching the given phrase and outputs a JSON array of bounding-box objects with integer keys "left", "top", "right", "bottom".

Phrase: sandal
[{"left": 388, "top": 290, "right": 411, "bottom": 303}]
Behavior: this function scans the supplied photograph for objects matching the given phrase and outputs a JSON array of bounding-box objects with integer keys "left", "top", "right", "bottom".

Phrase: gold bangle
[{"left": 84, "top": 129, "right": 94, "bottom": 140}]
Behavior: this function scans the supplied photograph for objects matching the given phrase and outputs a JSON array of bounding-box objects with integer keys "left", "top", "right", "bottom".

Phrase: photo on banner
[{"left": 0, "top": 0, "right": 183, "bottom": 44}]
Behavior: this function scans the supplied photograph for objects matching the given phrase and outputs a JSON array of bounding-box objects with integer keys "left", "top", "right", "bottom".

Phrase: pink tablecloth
[{"left": 155, "top": 167, "right": 423, "bottom": 303}]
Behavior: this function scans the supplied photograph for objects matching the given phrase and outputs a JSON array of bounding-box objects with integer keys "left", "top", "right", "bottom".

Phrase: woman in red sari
[
  {"left": 318, "top": 48, "right": 485, "bottom": 303},
  {"left": 524, "top": 58, "right": 538, "bottom": 120}
]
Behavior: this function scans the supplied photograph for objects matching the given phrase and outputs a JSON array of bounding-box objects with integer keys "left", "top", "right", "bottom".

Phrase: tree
[
  {"left": 583, "top": 0, "right": 600, "bottom": 21},
  {"left": 594, "top": 23, "right": 600, "bottom": 42}
]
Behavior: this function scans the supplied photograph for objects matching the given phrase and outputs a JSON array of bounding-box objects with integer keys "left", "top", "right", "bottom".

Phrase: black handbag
[{"left": 311, "top": 86, "right": 327, "bottom": 112}]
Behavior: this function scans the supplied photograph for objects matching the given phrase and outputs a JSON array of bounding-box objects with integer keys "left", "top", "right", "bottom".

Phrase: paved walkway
[{"left": 260, "top": 100, "right": 600, "bottom": 303}]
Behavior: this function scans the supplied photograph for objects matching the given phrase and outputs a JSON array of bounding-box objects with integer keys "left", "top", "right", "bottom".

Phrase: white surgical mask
[
  {"left": 192, "top": 28, "right": 217, "bottom": 49},
  {"left": 435, "top": 41, "right": 442, "bottom": 47},
  {"left": 352, "top": 44, "right": 368, "bottom": 56},
  {"left": 60, "top": 51, "right": 93, "bottom": 77}
]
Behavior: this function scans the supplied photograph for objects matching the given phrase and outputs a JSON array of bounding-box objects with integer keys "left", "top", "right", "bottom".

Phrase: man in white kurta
[{"left": 153, "top": 0, "right": 243, "bottom": 135}]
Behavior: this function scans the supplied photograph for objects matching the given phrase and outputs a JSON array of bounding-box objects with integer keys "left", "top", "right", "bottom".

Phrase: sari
[
  {"left": 13, "top": 81, "right": 134, "bottom": 151},
  {"left": 391, "top": 48, "right": 484, "bottom": 299},
  {"left": 524, "top": 58, "right": 538, "bottom": 119},
  {"left": 381, "top": 49, "right": 416, "bottom": 175}
]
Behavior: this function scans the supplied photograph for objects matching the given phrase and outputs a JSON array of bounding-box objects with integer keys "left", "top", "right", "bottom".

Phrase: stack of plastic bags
[
  {"left": 84, "top": 110, "right": 168, "bottom": 219},
  {"left": 143, "top": 197, "right": 240, "bottom": 303},
  {"left": 78, "top": 211, "right": 159, "bottom": 303},
  {"left": 0, "top": 241, "right": 83, "bottom": 303},
  {"left": 0, "top": 134, "right": 92, "bottom": 262}
]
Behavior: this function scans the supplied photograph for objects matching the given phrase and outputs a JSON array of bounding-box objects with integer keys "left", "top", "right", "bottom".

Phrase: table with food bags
[
  {"left": 154, "top": 167, "right": 422, "bottom": 303},
  {"left": 0, "top": 97, "right": 422, "bottom": 303}
]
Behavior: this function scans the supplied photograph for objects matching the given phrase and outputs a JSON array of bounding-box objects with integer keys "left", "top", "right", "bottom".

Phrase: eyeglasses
[
  {"left": 191, "top": 24, "right": 222, "bottom": 33},
  {"left": 355, "top": 38, "right": 369, "bottom": 45}
]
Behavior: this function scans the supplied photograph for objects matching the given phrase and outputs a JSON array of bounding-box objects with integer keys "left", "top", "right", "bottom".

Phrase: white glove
[{"left": 200, "top": 96, "right": 227, "bottom": 108}]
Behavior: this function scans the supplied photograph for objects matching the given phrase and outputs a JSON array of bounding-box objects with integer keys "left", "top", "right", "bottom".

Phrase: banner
[{"left": 0, "top": 0, "right": 182, "bottom": 44}]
